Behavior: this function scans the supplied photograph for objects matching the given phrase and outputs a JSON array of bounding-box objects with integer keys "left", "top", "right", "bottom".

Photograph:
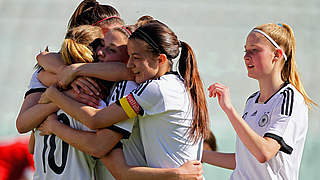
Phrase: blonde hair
[
  {"left": 255, "top": 23, "right": 316, "bottom": 108},
  {"left": 61, "top": 25, "right": 103, "bottom": 65}
]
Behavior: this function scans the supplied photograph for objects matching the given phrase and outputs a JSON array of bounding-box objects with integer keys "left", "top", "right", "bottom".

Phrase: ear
[
  {"left": 273, "top": 49, "right": 283, "bottom": 63},
  {"left": 159, "top": 54, "right": 167, "bottom": 64}
]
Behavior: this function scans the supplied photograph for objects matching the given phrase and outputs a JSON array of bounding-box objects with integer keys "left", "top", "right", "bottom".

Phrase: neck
[
  {"left": 155, "top": 62, "right": 171, "bottom": 78},
  {"left": 258, "top": 74, "right": 284, "bottom": 103}
]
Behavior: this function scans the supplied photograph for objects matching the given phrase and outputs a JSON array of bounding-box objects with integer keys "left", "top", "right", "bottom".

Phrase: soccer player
[
  {"left": 39, "top": 20, "right": 209, "bottom": 172},
  {"left": 36, "top": 23, "right": 204, "bottom": 180},
  {"left": 205, "top": 23, "right": 316, "bottom": 179}
]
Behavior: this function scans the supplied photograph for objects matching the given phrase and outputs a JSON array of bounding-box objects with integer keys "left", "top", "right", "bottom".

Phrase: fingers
[
  {"left": 72, "top": 77, "right": 100, "bottom": 96},
  {"left": 77, "top": 92, "right": 100, "bottom": 108},
  {"left": 208, "top": 83, "right": 228, "bottom": 98},
  {"left": 71, "top": 82, "right": 81, "bottom": 94},
  {"left": 85, "top": 77, "right": 101, "bottom": 94},
  {"left": 189, "top": 160, "right": 201, "bottom": 165},
  {"left": 58, "top": 79, "right": 69, "bottom": 90},
  {"left": 38, "top": 93, "right": 50, "bottom": 104},
  {"left": 197, "top": 175, "right": 204, "bottom": 180},
  {"left": 37, "top": 125, "right": 47, "bottom": 136}
]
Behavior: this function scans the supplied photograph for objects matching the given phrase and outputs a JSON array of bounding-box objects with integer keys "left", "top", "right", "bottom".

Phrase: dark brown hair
[
  {"left": 204, "top": 130, "right": 217, "bottom": 151},
  {"left": 68, "top": 0, "right": 124, "bottom": 29},
  {"left": 135, "top": 15, "right": 154, "bottom": 27},
  {"left": 130, "top": 20, "right": 209, "bottom": 142}
]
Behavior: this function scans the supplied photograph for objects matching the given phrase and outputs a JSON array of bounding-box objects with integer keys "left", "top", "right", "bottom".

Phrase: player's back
[{"left": 33, "top": 109, "right": 96, "bottom": 180}]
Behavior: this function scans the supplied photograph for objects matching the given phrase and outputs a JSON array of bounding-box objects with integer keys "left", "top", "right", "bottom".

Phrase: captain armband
[{"left": 116, "top": 93, "right": 143, "bottom": 119}]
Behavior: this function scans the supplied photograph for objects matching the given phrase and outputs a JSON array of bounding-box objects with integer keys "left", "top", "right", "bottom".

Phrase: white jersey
[
  {"left": 94, "top": 80, "right": 139, "bottom": 179},
  {"left": 107, "top": 80, "right": 147, "bottom": 167},
  {"left": 121, "top": 118, "right": 147, "bottom": 166},
  {"left": 28, "top": 68, "right": 46, "bottom": 89},
  {"left": 29, "top": 69, "right": 97, "bottom": 179},
  {"left": 119, "top": 72, "right": 203, "bottom": 168},
  {"left": 107, "top": 80, "right": 138, "bottom": 136},
  {"left": 27, "top": 70, "right": 138, "bottom": 179},
  {"left": 230, "top": 83, "right": 308, "bottom": 180},
  {"left": 24, "top": 68, "right": 46, "bottom": 98},
  {"left": 33, "top": 110, "right": 97, "bottom": 180}
]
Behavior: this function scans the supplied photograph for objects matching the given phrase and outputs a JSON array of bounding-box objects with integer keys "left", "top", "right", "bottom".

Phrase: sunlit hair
[
  {"left": 60, "top": 25, "right": 113, "bottom": 99},
  {"left": 61, "top": 25, "right": 103, "bottom": 65},
  {"left": 135, "top": 15, "right": 154, "bottom": 27},
  {"left": 68, "top": 0, "right": 124, "bottom": 30},
  {"left": 129, "top": 20, "right": 210, "bottom": 142},
  {"left": 255, "top": 23, "right": 317, "bottom": 108}
]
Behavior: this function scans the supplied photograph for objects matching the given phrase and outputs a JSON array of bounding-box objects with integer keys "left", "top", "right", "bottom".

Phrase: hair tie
[
  {"left": 133, "top": 29, "right": 162, "bottom": 53},
  {"left": 252, "top": 29, "right": 287, "bottom": 61},
  {"left": 92, "top": 16, "right": 120, "bottom": 26},
  {"left": 278, "top": 23, "right": 283, "bottom": 27},
  {"left": 121, "top": 26, "right": 132, "bottom": 35}
]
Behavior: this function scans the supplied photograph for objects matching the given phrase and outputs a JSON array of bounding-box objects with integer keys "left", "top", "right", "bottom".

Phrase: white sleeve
[
  {"left": 28, "top": 68, "right": 46, "bottom": 89},
  {"left": 266, "top": 88, "right": 294, "bottom": 137},
  {"left": 131, "top": 80, "right": 165, "bottom": 116},
  {"left": 109, "top": 81, "right": 138, "bottom": 136},
  {"left": 108, "top": 81, "right": 137, "bottom": 105},
  {"left": 24, "top": 68, "right": 47, "bottom": 98},
  {"left": 264, "top": 89, "right": 294, "bottom": 154}
]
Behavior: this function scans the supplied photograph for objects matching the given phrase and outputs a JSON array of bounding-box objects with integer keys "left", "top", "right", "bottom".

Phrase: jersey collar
[{"left": 255, "top": 81, "right": 290, "bottom": 104}]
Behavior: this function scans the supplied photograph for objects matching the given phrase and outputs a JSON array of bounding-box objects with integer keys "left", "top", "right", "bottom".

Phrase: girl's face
[
  {"left": 96, "top": 31, "right": 129, "bottom": 63},
  {"left": 127, "top": 39, "right": 161, "bottom": 83},
  {"left": 244, "top": 32, "right": 276, "bottom": 80}
]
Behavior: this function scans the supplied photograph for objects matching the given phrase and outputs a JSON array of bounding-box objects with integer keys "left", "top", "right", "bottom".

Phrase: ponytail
[
  {"left": 61, "top": 25, "right": 103, "bottom": 65},
  {"left": 178, "top": 41, "right": 209, "bottom": 142},
  {"left": 257, "top": 23, "right": 317, "bottom": 108},
  {"left": 61, "top": 39, "right": 94, "bottom": 65},
  {"left": 280, "top": 24, "right": 317, "bottom": 108},
  {"left": 130, "top": 21, "right": 210, "bottom": 142},
  {"left": 67, "top": 0, "right": 123, "bottom": 31},
  {"left": 68, "top": 0, "right": 97, "bottom": 29}
]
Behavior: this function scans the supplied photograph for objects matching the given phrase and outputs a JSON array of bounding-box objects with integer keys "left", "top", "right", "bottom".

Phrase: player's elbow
[
  {"left": 91, "top": 148, "right": 109, "bottom": 158},
  {"left": 256, "top": 152, "right": 274, "bottom": 163},
  {"left": 87, "top": 141, "right": 110, "bottom": 158},
  {"left": 83, "top": 110, "right": 103, "bottom": 130},
  {"left": 16, "top": 119, "right": 28, "bottom": 134},
  {"left": 90, "top": 149, "right": 106, "bottom": 158}
]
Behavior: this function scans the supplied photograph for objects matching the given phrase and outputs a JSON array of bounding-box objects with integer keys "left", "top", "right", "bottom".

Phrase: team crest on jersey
[{"left": 258, "top": 113, "right": 270, "bottom": 127}]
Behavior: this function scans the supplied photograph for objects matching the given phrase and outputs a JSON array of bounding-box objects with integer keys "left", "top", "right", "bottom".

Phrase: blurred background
[{"left": 0, "top": 0, "right": 319, "bottom": 179}]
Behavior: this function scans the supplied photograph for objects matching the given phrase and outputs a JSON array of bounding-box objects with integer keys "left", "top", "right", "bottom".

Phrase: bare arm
[
  {"left": 43, "top": 86, "right": 129, "bottom": 129},
  {"left": 102, "top": 148, "right": 203, "bottom": 180},
  {"left": 38, "top": 70, "right": 58, "bottom": 87},
  {"left": 224, "top": 107, "right": 281, "bottom": 163},
  {"left": 38, "top": 114, "right": 123, "bottom": 158},
  {"left": 202, "top": 150, "right": 235, "bottom": 170},
  {"left": 16, "top": 92, "right": 59, "bottom": 133},
  {"left": 57, "top": 62, "right": 134, "bottom": 89},
  {"left": 36, "top": 52, "right": 65, "bottom": 74},
  {"left": 208, "top": 83, "right": 281, "bottom": 163}
]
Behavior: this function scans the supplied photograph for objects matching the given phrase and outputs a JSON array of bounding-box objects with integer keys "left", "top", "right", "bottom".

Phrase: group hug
[{"left": 15, "top": 0, "right": 316, "bottom": 179}]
